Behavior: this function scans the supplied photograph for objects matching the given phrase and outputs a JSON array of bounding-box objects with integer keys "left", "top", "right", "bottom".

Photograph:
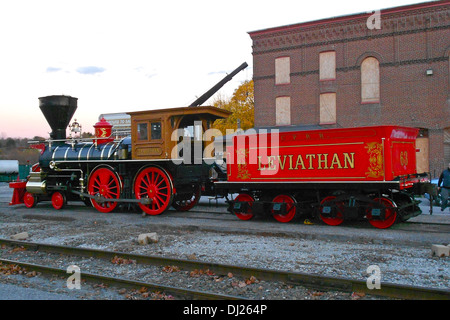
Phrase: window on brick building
[
  {"left": 275, "top": 57, "right": 290, "bottom": 85},
  {"left": 276, "top": 96, "right": 291, "bottom": 125},
  {"left": 361, "top": 57, "right": 380, "bottom": 103},
  {"left": 319, "top": 51, "right": 336, "bottom": 81},
  {"left": 320, "top": 93, "right": 336, "bottom": 124}
]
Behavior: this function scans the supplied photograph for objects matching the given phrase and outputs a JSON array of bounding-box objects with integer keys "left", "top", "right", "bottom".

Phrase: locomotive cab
[
  {"left": 127, "top": 106, "right": 231, "bottom": 210},
  {"left": 128, "top": 106, "right": 231, "bottom": 163}
]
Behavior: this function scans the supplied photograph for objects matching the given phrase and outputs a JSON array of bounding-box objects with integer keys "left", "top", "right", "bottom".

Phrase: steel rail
[
  {"left": 0, "top": 257, "right": 244, "bottom": 300},
  {"left": 1, "top": 238, "right": 448, "bottom": 300}
]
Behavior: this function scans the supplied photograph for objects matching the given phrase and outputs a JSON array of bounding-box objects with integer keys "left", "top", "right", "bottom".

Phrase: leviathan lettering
[{"left": 257, "top": 152, "right": 355, "bottom": 171}]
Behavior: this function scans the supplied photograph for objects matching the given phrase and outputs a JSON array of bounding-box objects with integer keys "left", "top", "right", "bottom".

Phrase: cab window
[
  {"left": 137, "top": 123, "right": 148, "bottom": 141},
  {"left": 151, "top": 122, "right": 161, "bottom": 140}
]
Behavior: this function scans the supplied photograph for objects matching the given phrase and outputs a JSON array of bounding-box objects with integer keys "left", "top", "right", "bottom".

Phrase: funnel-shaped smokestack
[{"left": 39, "top": 95, "right": 77, "bottom": 140}]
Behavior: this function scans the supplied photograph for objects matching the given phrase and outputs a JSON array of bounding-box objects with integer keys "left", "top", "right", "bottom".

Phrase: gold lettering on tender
[
  {"left": 267, "top": 156, "right": 276, "bottom": 171},
  {"left": 257, "top": 156, "right": 264, "bottom": 171},
  {"left": 257, "top": 152, "right": 355, "bottom": 172},
  {"left": 305, "top": 154, "right": 316, "bottom": 169},
  {"left": 278, "top": 155, "right": 287, "bottom": 170},
  {"left": 288, "top": 155, "right": 294, "bottom": 170},
  {"left": 317, "top": 154, "right": 329, "bottom": 170},
  {"left": 294, "top": 155, "right": 306, "bottom": 170},
  {"left": 343, "top": 153, "right": 355, "bottom": 169},
  {"left": 330, "top": 153, "right": 343, "bottom": 169}
]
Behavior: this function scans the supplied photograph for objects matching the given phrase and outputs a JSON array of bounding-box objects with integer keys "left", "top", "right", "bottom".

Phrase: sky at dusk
[{"left": 0, "top": 0, "right": 433, "bottom": 139}]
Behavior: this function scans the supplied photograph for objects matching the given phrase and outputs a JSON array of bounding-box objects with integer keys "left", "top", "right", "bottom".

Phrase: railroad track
[
  {"left": 0, "top": 238, "right": 448, "bottom": 300},
  {"left": 0, "top": 257, "right": 243, "bottom": 300}
]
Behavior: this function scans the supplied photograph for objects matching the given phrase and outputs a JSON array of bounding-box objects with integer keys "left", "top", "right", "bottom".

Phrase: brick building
[{"left": 248, "top": 1, "right": 450, "bottom": 177}]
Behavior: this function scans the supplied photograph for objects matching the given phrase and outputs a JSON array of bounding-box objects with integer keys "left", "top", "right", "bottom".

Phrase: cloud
[
  {"left": 208, "top": 70, "right": 227, "bottom": 76},
  {"left": 145, "top": 72, "right": 158, "bottom": 79},
  {"left": 134, "top": 66, "right": 157, "bottom": 79},
  {"left": 76, "top": 66, "right": 105, "bottom": 75},
  {"left": 46, "top": 67, "right": 62, "bottom": 73}
]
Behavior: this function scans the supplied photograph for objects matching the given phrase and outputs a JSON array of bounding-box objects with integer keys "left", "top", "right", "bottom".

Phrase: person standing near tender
[{"left": 438, "top": 163, "right": 450, "bottom": 212}]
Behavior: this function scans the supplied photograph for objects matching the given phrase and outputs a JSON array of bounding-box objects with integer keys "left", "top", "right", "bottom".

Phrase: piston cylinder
[{"left": 26, "top": 171, "right": 47, "bottom": 194}]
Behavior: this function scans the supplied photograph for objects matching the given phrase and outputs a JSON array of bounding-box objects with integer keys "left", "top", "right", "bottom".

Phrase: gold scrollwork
[
  {"left": 236, "top": 148, "right": 251, "bottom": 180},
  {"left": 96, "top": 128, "right": 108, "bottom": 138},
  {"left": 365, "top": 142, "right": 384, "bottom": 178},
  {"left": 400, "top": 151, "right": 408, "bottom": 166}
]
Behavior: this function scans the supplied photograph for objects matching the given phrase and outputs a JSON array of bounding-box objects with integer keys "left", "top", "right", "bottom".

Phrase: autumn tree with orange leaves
[{"left": 212, "top": 80, "right": 254, "bottom": 134}]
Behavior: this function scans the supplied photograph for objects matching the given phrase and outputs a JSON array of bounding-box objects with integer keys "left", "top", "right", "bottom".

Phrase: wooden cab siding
[{"left": 127, "top": 106, "right": 231, "bottom": 161}]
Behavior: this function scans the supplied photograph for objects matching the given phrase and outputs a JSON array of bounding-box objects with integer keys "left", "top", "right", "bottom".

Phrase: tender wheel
[
  {"left": 233, "top": 193, "right": 255, "bottom": 221},
  {"left": 134, "top": 166, "right": 173, "bottom": 215},
  {"left": 23, "top": 192, "right": 37, "bottom": 208},
  {"left": 319, "top": 196, "right": 345, "bottom": 226},
  {"left": 366, "top": 197, "right": 397, "bottom": 229},
  {"left": 271, "top": 194, "right": 296, "bottom": 223},
  {"left": 172, "top": 186, "right": 201, "bottom": 212},
  {"left": 88, "top": 167, "right": 121, "bottom": 213},
  {"left": 51, "top": 192, "right": 66, "bottom": 210}
]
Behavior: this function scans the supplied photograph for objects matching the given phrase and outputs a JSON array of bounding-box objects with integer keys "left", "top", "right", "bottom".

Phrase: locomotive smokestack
[{"left": 39, "top": 95, "right": 78, "bottom": 140}]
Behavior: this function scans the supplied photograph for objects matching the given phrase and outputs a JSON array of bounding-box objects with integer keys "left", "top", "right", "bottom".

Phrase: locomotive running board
[{"left": 70, "top": 190, "right": 153, "bottom": 205}]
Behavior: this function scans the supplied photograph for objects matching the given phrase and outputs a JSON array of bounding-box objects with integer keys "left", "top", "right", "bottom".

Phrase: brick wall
[{"left": 249, "top": 1, "right": 450, "bottom": 175}]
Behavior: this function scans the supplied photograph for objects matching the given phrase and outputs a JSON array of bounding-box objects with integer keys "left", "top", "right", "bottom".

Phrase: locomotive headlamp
[{"left": 70, "top": 119, "right": 81, "bottom": 133}]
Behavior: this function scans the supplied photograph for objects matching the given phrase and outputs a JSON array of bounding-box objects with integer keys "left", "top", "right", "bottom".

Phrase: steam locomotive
[{"left": 9, "top": 62, "right": 433, "bottom": 229}]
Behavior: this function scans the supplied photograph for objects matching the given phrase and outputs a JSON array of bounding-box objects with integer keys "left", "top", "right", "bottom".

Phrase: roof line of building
[{"left": 248, "top": 0, "right": 449, "bottom": 37}]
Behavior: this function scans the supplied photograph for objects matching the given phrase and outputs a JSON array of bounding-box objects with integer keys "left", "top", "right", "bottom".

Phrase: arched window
[{"left": 361, "top": 57, "right": 380, "bottom": 103}]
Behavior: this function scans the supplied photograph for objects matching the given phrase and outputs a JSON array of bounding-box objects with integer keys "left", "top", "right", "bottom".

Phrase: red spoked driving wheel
[
  {"left": 233, "top": 193, "right": 255, "bottom": 221},
  {"left": 319, "top": 196, "right": 345, "bottom": 226},
  {"left": 366, "top": 197, "right": 397, "bottom": 229},
  {"left": 88, "top": 167, "right": 121, "bottom": 213},
  {"left": 134, "top": 166, "right": 173, "bottom": 215},
  {"left": 271, "top": 194, "right": 297, "bottom": 223}
]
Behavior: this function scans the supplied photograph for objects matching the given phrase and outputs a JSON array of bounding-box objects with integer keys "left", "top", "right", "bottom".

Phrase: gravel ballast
[{"left": 0, "top": 183, "right": 448, "bottom": 299}]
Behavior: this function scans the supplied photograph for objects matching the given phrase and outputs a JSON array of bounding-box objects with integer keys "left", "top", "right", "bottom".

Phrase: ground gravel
[{"left": 0, "top": 183, "right": 448, "bottom": 300}]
